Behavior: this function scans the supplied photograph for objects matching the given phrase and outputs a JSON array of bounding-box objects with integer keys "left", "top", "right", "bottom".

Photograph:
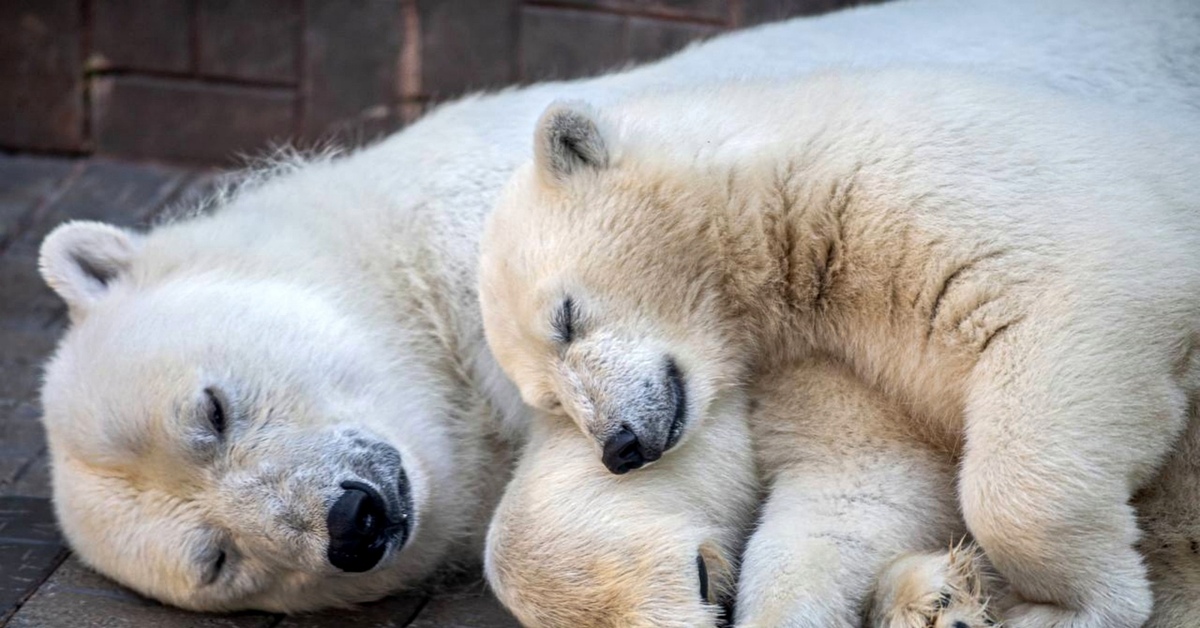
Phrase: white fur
[
  {"left": 480, "top": 72, "right": 1200, "bottom": 626},
  {"left": 38, "top": 0, "right": 1200, "bottom": 613}
]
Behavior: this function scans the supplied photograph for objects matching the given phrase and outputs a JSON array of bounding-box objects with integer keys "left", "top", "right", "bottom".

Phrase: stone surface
[
  {"left": 549, "top": 0, "right": 728, "bottom": 21},
  {"left": 156, "top": 171, "right": 228, "bottom": 223},
  {"left": 520, "top": 7, "right": 628, "bottom": 81},
  {"left": 419, "top": 0, "right": 519, "bottom": 99},
  {"left": 736, "top": 0, "right": 876, "bottom": 26},
  {"left": 4, "top": 451, "right": 51, "bottom": 499},
  {"left": 14, "top": 159, "right": 191, "bottom": 252},
  {"left": 0, "top": 291, "right": 62, "bottom": 498},
  {"left": 0, "top": 497, "right": 69, "bottom": 624},
  {"left": 198, "top": 0, "right": 301, "bottom": 83},
  {"left": 91, "top": 0, "right": 193, "bottom": 73},
  {"left": 302, "top": 0, "right": 404, "bottom": 143},
  {"left": 0, "top": 0, "right": 85, "bottom": 151},
  {"left": 0, "top": 497, "right": 63, "bottom": 548},
  {"left": 0, "top": 158, "right": 191, "bottom": 352},
  {"left": 0, "top": 156, "right": 75, "bottom": 251},
  {"left": 276, "top": 595, "right": 425, "bottom": 627},
  {"left": 407, "top": 582, "right": 521, "bottom": 628},
  {"left": 0, "top": 158, "right": 194, "bottom": 507},
  {"left": 0, "top": 415, "right": 47, "bottom": 488},
  {"left": 91, "top": 76, "right": 297, "bottom": 164},
  {"left": 627, "top": 17, "right": 720, "bottom": 63},
  {"left": 6, "top": 556, "right": 280, "bottom": 628},
  {"left": 0, "top": 543, "right": 67, "bottom": 624}
]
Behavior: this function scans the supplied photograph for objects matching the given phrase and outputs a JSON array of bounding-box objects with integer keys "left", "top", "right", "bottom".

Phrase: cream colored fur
[
  {"left": 869, "top": 546, "right": 997, "bottom": 628},
  {"left": 485, "top": 392, "right": 755, "bottom": 627},
  {"left": 739, "top": 357, "right": 982, "bottom": 628},
  {"left": 35, "top": 0, "right": 1200, "bottom": 614},
  {"left": 479, "top": 71, "right": 1200, "bottom": 627},
  {"left": 488, "top": 356, "right": 999, "bottom": 628}
]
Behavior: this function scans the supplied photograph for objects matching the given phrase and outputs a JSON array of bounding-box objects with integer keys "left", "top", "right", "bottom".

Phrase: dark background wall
[{"left": 1, "top": 0, "right": 879, "bottom": 166}]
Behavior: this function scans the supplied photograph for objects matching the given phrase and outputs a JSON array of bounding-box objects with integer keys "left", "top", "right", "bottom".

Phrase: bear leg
[
  {"left": 736, "top": 358, "right": 964, "bottom": 627},
  {"left": 958, "top": 321, "right": 1186, "bottom": 628}
]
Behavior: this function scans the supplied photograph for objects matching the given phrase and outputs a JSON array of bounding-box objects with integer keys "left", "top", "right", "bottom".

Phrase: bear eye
[
  {"left": 204, "top": 388, "right": 227, "bottom": 437},
  {"left": 551, "top": 296, "right": 575, "bottom": 344},
  {"left": 200, "top": 545, "right": 229, "bottom": 585},
  {"left": 205, "top": 549, "right": 227, "bottom": 585}
]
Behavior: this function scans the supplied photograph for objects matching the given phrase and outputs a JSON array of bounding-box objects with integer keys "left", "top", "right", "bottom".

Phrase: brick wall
[{"left": 0, "top": 0, "right": 879, "bottom": 166}]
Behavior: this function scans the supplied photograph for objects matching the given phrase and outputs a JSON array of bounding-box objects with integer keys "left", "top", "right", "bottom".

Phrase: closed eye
[
  {"left": 204, "top": 388, "right": 227, "bottom": 437},
  {"left": 202, "top": 548, "right": 227, "bottom": 586},
  {"left": 552, "top": 296, "right": 575, "bottom": 344}
]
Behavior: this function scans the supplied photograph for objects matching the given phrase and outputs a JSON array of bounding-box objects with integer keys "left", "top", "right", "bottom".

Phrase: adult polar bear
[{"left": 36, "top": 0, "right": 1200, "bottom": 614}]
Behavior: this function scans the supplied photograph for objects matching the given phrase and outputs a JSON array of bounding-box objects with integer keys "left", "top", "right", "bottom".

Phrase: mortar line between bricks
[
  {"left": 87, "top": 68, "right": 300, "bottom": 90},
  {"left": 0, "top": 161, "right": 88, "bottom": 258},
  {"left": 522, "top": 0, "right": 729, "bottom": 26},
  {"left": 0, "top": 146, "right": 91, "bottom": 160},
  {"left": 6, "top": 447, "right": 48, "bottom": 487},
  {"left": 399, "top": 0, "right": 423, "bottom": 125},
  {"left": 0, "top": 546, "right": 69, "bottom": 628},
  {"left": 0, "top": 536, "right": 60, "bottom": 547},
  {"left": 399, "top": 595, "right": 431, "bottom": 626},
  {"left": 50, "top": 585, "right": 150, "bottom": 604}
]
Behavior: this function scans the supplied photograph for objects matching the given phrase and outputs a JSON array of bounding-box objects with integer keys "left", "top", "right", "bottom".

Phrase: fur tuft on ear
[
  {"left": 534, "top": 101, "right": 609, "bottom": 184},
  {"left": 38, "top": 221, "right": 141, "bottom": 318}
]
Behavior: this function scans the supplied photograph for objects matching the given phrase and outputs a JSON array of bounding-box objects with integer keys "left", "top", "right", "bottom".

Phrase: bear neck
[{"left": 703, "top": 158, "right": 848, "bottom": 371}]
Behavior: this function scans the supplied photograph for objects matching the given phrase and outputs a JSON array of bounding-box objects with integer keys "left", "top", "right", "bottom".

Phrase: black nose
[
  {"left": 602, "top": 426, "right": 654, "bottom": 474},
  {"left": 327, "top": 482, "right": 389, "bottom": 572}
]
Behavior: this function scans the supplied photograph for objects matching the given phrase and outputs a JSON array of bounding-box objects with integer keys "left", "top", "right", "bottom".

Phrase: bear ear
[
  {"left": 38, "top": 221, "right": 142, "bottom": 319},
  {"left": 534, "top": 101, "right": 610, "bottom": 184}
]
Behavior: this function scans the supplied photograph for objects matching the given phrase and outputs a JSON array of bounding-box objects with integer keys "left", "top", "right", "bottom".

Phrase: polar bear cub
[
  {"left": 487, "top": 356, "right": 997, "bottom": 627},
  {"left": 479, "top": 70, "right": 1200, "bottom": 628}
]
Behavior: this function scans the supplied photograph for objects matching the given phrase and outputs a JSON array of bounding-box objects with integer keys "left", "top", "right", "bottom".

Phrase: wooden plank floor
[{"left": 0, "top": 154, "right": 520, "bottom": 628}]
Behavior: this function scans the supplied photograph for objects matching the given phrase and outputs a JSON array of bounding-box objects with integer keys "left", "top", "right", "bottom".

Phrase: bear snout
[
  {"left": 601, "top": 424, "right": 657, "bottom": 474},
  {"left": 596, "top": 356, "right": 690, "bottom": 474},
  {"left": 326, "top": 480, "right": 409, "bottom": 572}
]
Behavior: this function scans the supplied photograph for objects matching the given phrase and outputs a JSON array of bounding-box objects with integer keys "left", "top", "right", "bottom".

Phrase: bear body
[
  {"left": 34, "top": 0, "right": 1200, "bottom": 613},
  {"left": 479, "top": 72, "right": 1200, "bottom": 627},
  {"left": 486, "top": 356, "right": 993, "bottom": 628},
  {"left": 487, "top": 348, "right": 1200, "bottom": 627}
]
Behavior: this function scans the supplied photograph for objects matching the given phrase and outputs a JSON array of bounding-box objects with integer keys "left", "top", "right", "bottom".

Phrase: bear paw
[{"left": 868, "top": 542, "right": 999, "bottom": 628}]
